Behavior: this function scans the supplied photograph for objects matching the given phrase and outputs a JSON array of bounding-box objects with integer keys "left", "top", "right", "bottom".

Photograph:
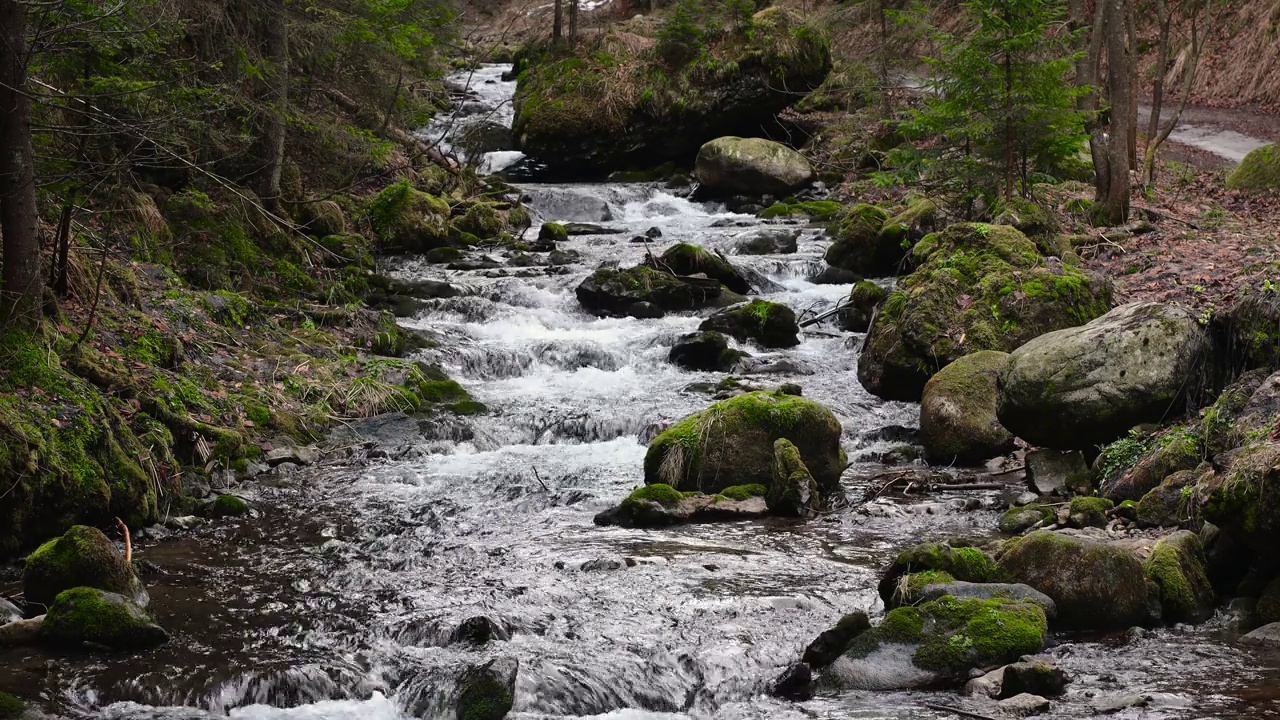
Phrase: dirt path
[{"left": 1141, "top": 103, "right": 1278, "bottom": 163}]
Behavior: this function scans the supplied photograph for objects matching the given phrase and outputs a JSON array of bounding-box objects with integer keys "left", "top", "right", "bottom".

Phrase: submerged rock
[
  {"left": 824, "top": 596, "right": 1047, "bottom": 690},
  {"left": 699, "top": 300, "right": 800, "bottom": 349},
  {"left": 920, "top": 351, "right": 1015, "bottom": 465},
  {"left": 592, "top": 484, "right": 769, "bottom": 528},
  {"left": 998, "top": 302, "right": 1212, "bottom": 450},
  {"left": 996, "top": 531, "right": 1150, "bottom": 631},
  {"left": 694, "top": 136, "right": 815, "bottom": 197},
  {"left": 735, "top": 227, "right": 799, "bottom": 255},
  {"left": 643, "top": 391, "right": 844, "bottom": 496},
  {"left": 450, "top": 616, "right": 510, "bottom": 645},
  {"left": 769, "top": 662, "right": 814, "bottom": 700},
  {"left": 803, "top": 611, "right": 871, "bottom": 670},
  {"left": 23, "top": 525, "right": 147, "bottom": 610},
  {"left": 668, "top": 331, "right": 747, "bottom": 372},
  {"left": 455, "top": 657, "right": 517, "bottom": 720},
  {"left": 40, "top": 587, "right": 167, "bottom": 650}
]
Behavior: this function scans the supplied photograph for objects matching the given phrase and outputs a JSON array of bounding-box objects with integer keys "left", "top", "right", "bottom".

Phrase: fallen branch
[
  {"left": 922, "top": 703, "right": 998, "bottom": 720},
  {"left": 323, "top": 88, "right": 459, "bottom": 176},
  {"left": 799, "top": 301, "right": 852, "bottom": 328},
  {"left": 989, "top": 464, "right": 1026, "bottom": 477}
]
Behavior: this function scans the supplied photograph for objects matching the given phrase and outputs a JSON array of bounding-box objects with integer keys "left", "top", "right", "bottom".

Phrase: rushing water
[{"left": 6, "top": 65, "right": 1280, "bottom": 720}]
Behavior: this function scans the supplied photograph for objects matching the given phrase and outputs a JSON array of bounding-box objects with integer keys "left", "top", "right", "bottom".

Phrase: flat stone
[
  {"left": 1093, "top": 694, "right": 1151, "bottom": 714},
  {"left": 998, "top": 693, "right": 1050, "bottom": 716},
  {"left": 1242, "top": 622, "right": 1280, "bottom": 646},
  {"left": 964, "top": 666, "right": 1005, "bottom": 698},
  {"left": 265, "top": 445, "right": 320, "bottom": 467},
  {"left": 0, "top": 615, "right": 44, "bottom": 647}
]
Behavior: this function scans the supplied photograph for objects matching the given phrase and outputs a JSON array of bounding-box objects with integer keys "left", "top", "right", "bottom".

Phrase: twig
[
  {"left": 941, "top": 483, "right": 1004, "bottom": 491},
  {"left": 532, "top": 467, "right": 550, "bottom": 492},
  {"left": 799, "top": 301, "right": 852, "bottom": 328},
  {"left": 989, "top": 464, "right": 1026, "bottom": 477},
  {"left": 922, "top": 703, "right": 998, "bottom": 720},
  {"left": 115, "top": 517, "right": 132, "bottom": 565}
]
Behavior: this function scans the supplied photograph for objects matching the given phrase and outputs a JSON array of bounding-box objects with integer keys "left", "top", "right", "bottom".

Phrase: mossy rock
[
  {"left": 455, "top": 203, "right": 505, "bottom": 240},
  {"left": 859, "top": 223, "right": 1112, "bottom": 402},
  {"left": 367, "top": 180, "right": 451, "bottom": 253},
  {"left": 758, "top": 200, "right": 842, "bottom": 222},
  {"left": 1215, "top": 286, "right": 1280, "bottom": 373},
  {"left": 538, "top": 222, "right": 568, "bottom": 243},
  {"left": 997, "top": 530, "right": 1151, "bottom": 630},
  {"left": 823, "top": 204, "right": 897, "bottom": 276},
  {"left": 1198, "top": 441, "right": 1280, "bottom": 553},
  {"left": 877, "top": 543, "right": 1002, "bottom": 608},
  {"left": 644, "top": 390, "right": 843, "bottom": 496},
  {"left": 838, "top": 280, "right": 887, "bottom": 333},
  {"left": 658, "top": 243, "right": 751, "bottom": 294},
  {"left": 1101, "top": 425, "right": 1203, "bottom": 502},
  {"left": 455, "top": 657, "right": 517, "bottom": 720},
  {"left": 668, "top": 331, "right": 747, "bottom": 372},
  {"left": 1135, "top": 469, "right": 1200, "bottom": 528},
  {"left": 700, "top": 300, "right": 800, "bottom": 349},
  {"left": 39, "top": 586, "right": 168, "bottom": 651},
  {"left": 296, "top": 199, "right": 347, "bottom": 238},
  {"left": 768, "top": 438, "right": 819, "bottom": 516},
  {"left": 23, "top": 525, "right": 146, "bottom": 610},
  {"left": 425, "top": 246, "right": 465, "bottom": 264},
  {"left": 1225, "top": 143, "right": 1280, "bottom": 190},
  {"left": 920, "top": 350, "right": 1015, "bottom": 465},
  {"left": 1199, "top": 369, "right": 1271, "bottom": 459},
  {"left": 831, "top": 596, "right": 1047, "bottom": 689},
  {"left": 1067, "top": 496, "right": 1113, "bottom": 528},
  {"left": 992, "top": 197, "right": 1057, "bottom": 238},
  {"left": 694, "top": 136, "right": 815, "bottom": 197},
  {"left": 999, "top": 505, "right": 1054, "bottom": 535},
  {"left": 0, "top": 693, "right": 23, "bottom": 720},
  {"left": 576, "top": 265, "right": 729, "bottom": 319},
  {"left": 211, "top": 494, "right": 250, "bottom": 518},
  {"left": 1143, "top": 530, "right": 1215, "bottom": 624}
]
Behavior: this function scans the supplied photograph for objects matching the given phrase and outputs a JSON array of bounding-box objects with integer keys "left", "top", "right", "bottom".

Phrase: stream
[{"left": 5, "top": 64, "right": 1280, "bottom": 720}]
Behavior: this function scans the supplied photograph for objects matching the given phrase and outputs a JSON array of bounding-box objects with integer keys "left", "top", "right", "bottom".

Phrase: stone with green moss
[
  {"left": 1226, "top": 143, "right": 1280, "bottom": 190},
  {"left": 1198, "top": 441, "right": 1280, "bottom": 553},
  {"left": 700, "top": 300, "right": 800, "bottom": 349},
  {"left": 1067, "top": 496, "right": 1113, "bottom": 528},
  {"left": 1217, "top": 287, "right": 1280, "bottom": 373},
  {"left": 768, "top": 438, "right": 819, "bottom": 516},
  {"left": 367, "top": 180, "right": 451, "bottom": 253},
  {"left": 695, "top": 137, "right": 815, "bottom": 197},
  {"left": 998, "top": 302, "right": 1210, "bottom": 450},
  {"left": 23, "top": 525, "right": 146, "bottom": 610},
  {"left": 837, "top": 281, "right": 887, "bottom": 333},
  {"left": 992, "top": 197, "right": 1057, "bottom": 238},
  {"left": 1143, "top": 530, "right": 1215, "bottom": 624},
  {"left": 425, "top": 246, "right": 465, "bottom": 264},
  {"left": 860, "top": 223, "right": 1112, "bottom": 401},
  {"left": 758, "top": 200, "right": 842, "bottom": 222},
  {"left": 211, "top": 494, "right": 250, "bottom": 518},
  {"left": 297, "top": 199, "right": 347, "bottom": 238},
  {"left": 658, "top": 243, "right": 751, "bottom": 294},
  {"left": 0, "top": 692, "right": 23, "bottom": 719},
  {"left": 997, "top": 530, "right": 1150, "bottom": 630},
  {"left": 668, "top": 331, "right": 747, "bottom": 372},
  {"left": 824, "top": 204, "right": 897, "bottom": 276},
  {"left": 1102, "top": 425, "right": 1203, "bottom": 502},
  {"left": 920, "top": 351, "right": 1015, "bottom": 465},
  {"left": 644, "top": 390, "right": 843, "bottom": 497},
  {"left": 576, "top": 265, "right": 730, "bottom": 319},
  {"left": 877, "top": 543, "right": 1002, "bottom": 607},
  {"left": 829, "top": 596, "right": 1047, "bottom": 689},
  {"left": 720, "top": 483, "right": 768, "bottom": 501},
  {"left": 454, "top": 203, "right": 505, "bottom": 240},
  {"left": 40, "top": 586, "right": 168, "bottom": 650},
  {"left": 999, "top": 505, "right": 1054, "bottom": 535},
  {"left": 537, "top": 222, "right": 568, "bottom": 244},
  {"left": 888, "top": 570, "right": 956, "bottom": 607},
  {"left": 456, "top": 657, "right": 517, "bottom": 720},
  {"left": 1135, "top": 465, "right": 1209, "bottom": 528},
  {"left": 1199, "top": 369, "right": 1271, "bottom": 459},
  {"left": 878, "top": 197, "right": 940, "bottom": 254}
]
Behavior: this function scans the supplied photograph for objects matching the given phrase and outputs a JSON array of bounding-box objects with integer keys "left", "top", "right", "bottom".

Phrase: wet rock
[
  {"left": 1001, "top": 661, "right": 1068, "bottom": 698},
  {"left": 548, "top": 249, "right": 580, "bottom": 266},
  {"left": 999, "top": 505, "right": 1053, "bottom": 535},
  {"left": 769, "top": 662, "right": 813, "bottom": 700},
  {"left": 964, "top": 666, "right": 1005, "bottom": 697},
  {"left": 802, "top": 611, "right": 871, "bottom": 670},
  {"left": 1143, "top": 530, "right": 1215, "bottom": 624},
  {"left": 738, "top": 357, "right": 813, "bottom": 375},
  {"left": 920, "top": 351, "right": 1016, "bottom": 465},
  {"left": 326, "top": 412, "right": 424, "bottom": 448},
  {"left": 656, "top": 243, "right": 752, "bottom": 294},
  {"left": 823, "top": 204, "right": 901, "bottom": 277},
  {"left": 644, "top": 390, "right": 844, "bottom": 495},
  {"left": 998, "top": 693, "right": 1050, "bottom": 716},
  {"left": 734, "top": 227, "right": 799, "bottom": 255},
  {"left": 458, "top": 120, "right": 513, "bottom": 156},
  {"left": 1102, "top": 427, "right": 1201, "bottom": 502},
  {"left": 998, "top": 303, "right": 1212, "bottom": 450},
  {"left": 376, "top": 276, "right": 462, "bottom": 300},
  {"left": 575, "top": 265, "right": 725, "bottom": 319},
  {"left": 700, "top": 300, "right": 800, "bottom": 348},
  {"left": 579, "top": 557, "right": 626, "bottom": 572},
  {"left": 210, "top": 494, "right": 250, "bottom": 518},
  {"left": 455, "top": 657, "right": 517, "bottom": 720},
  {"left": 694, "top": 136, "right": 815, "bottom": 198},
  {"left": 23, "top": 526, "right": 147, "bottom": 611},
  {"left": 738, "top": 265, "right": 787, "bottom": 294},
  {"left": 916, "top": 582, "right": 1057, "bottom": 622},
  {"left": 0, "top": 597, "right": 20, "bottom": 624},
  {"left": 1066, "top": 496, "right": 1112, "bottom": 529},
  {"left": 450, "top": 616, "right": 510, "bottom": 645},
  {"left": 646, "top": 226, "right": 662, "bottom": 238},
  {"left": 40, "top": 587, "right": 167, "bottom": 650},
  {"left": 1025, "top": 449, "right": 1092, "bottom": 496},
  {"left": 1242, "top": 621, "right": 1280, "bottom": 646},
  {"left": 1135, "top": 466, "right": 1208, "bottom": 528},
  {"left": 810, "top": 265, "right": 862, "bottom": 285},
  {"left": 997, "top": 531, "right": 1150, "bottom": 631},
  {"left": 561, "top": 222, "right": 624, "bottom": 235},
  {"left": 860, "top": 224, "right": 1112, "bottom": 402},
  {"left": 668, "top": 331, "right": 748, "bottom": 372},
  {"left": 824, "top": 596, "right": 1047, "bottom": 689},
  {"left": 877, "top": 543, "right": 1002, "bottom": 607},
  {"left": 265, "top": 445, "right": 320, "bottom": 467},
  {"left": 450, "top": 258, "right": 504, "bottom": 271},
  {"left": 0, "top": 615, "right": 43, "bottom": 646},
  {"left": 1092, "top": 693, "right": 1150, "bottom": 714},
  {"left": 768, "top": 439, "right": 820, "bottom": 517},
  {"left": 837, "top": 280, "right": 887, "bottom": 332},
  {"left": 593, "top": 485, "right": 769, "bottom": 528}
]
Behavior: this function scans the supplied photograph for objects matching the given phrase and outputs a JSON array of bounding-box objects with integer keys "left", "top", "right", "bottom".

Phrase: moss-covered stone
[
  {"left": 720, "top": 483, "right": 768, "bottom": 501},
  {"left": 538, "top": 222, "right": 568, "bottom": 243},
  {"left": 758, "top": 200, "right": 843, "bottom": 221},
  {"left": 211, "top": 494, "right": 250, "bottom": 517},
  {"left": 920, "top": 350, "right": 1015, "bottom": 465},
  {"left": 425, "top": 246, "right": 465, "bottom": 264},
  {"left": 455, "top": 203, "right": 505, "bottom": 239},
  {"left": 576, "top": 265, "right": 728, "bottom": 318},
  {"left": 1067, "top": 496, "right": 1113, "bottom": 528},
  {"left": 1198, "top": 441, "right": 1280, "bottom": 552},
  {"left": 878, "top": 543, "right": 1002, "bottom": 607},
  {"left": 1102, "top": 425, "right": 1203, "bottom": 502},
  {"left": 296, "top": 199, "right": 347, "bottom": 238},
  {"left": 1136, "top": 466, "right": 1208, "bottom": 528},
  {"left": 992, "top": 197, "right": 1057, "bottom": 238},
  {"left": 0, "top": 693, "right": 23, "bottom": 720},
  {"left": 40, "top": 586, "right": 168, "bottom": 650},
  {"left": 658, "top": 243, "right": 750, "bottom": 294},
  {"left": 838, "top": 280, "right": 887, "bottom": 333},
  {"left": 859, "top": 223, "right": 1112, "bottom": 401},
  {"left": 367, "top": 180, "right": 451, "bottom": 253},
  {"left": 700, "top": 300, "right": 800, "bottom": 348},
  {"left": 455, "top": 657, "right": 517, "bottom": 720},
  {"left": 644, "top": 390, "right": 843, "bottom": 496},
  {"left": 768, "top": 438, "right": 819, "bottom": 516},
  {"left": 997, "top": 530, "right": 1150, "bottom": 630},
  {"left": 999, "top": 505, "right": 1054, "bottom": 535},
  {"left": 1143, "top": 530, "right": 1215, "bottom": 624},
  {"left": 1225, "top": 143, "right": 1280, "bottom": 190},
  {"left": 694, "top": 137, "right": 815, "bottom": 197},
  {"left": 23, "top": 525, "right": 146, "bottom": 610},
  {"left": 824, "top": 204, "right": 893, "bottom": 276},
  {"left": 1215, "top": 286, "right": 1280, "bottom": 373},
  {"left": 668, "top": 331, "right": 746, "bottom": 372}
]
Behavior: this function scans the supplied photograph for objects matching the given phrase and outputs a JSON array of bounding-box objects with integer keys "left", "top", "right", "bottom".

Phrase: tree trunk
[
  {"left": 1003, "top": 3, "right": 1015, "bottom": 201},
  {"left": 568, "top": 0, "right": 579, "bottom": 48},
  {"left": 1145, "top": 0, "right": 1172, "bottom": 146},
  {"left": 1069, "top": 0, "right": 1092, "bottom": 107},
  {"left": 1125, "top": 0, "right": 1138, "bottom": 166},
  {"left": 1103, "top": 0, "right": 1131, "bottom": 224},
  {"left": 553, "top": 0, "right": 563, "bottom": 44},
  {"left": 878, "top": 0, "right": 891, "bottom": 116},
  {"left": 0, "top": 0, "right": 43, "bottom": 331},
  {"left": 1143, "top": 0, "right": 1212, "bottom": 185},
  {"left": 258, "top": 0, "right": 288, "bottom": 213},
  {"left": 1084, "top": 0, "right": 1106, "bottom": 111}
]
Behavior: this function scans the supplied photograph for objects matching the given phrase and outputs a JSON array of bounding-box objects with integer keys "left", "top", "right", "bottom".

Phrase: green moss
[
  {"left": 627, "top": 483, "right": 684, "bottom": 507},
  {"left": 425, "top": 246, "right": 464, "bottom": 263},
  {"left": 719, "top": 483, "right": 767, "bottom": 501},
  {"left": 1226, "top": 143, "right": 1280, "bottom": 190},
  {"left": 367, "top": 180, "right": 451, "bottom": 251},
  {"left": 1070, "top": 496, "right": 1114, "bottom": 514},
  {"left": 246, "top": 405, "right": 271, "bottom": 426},
  {"left": 0, "top": 693, "right": 22, "bottom": 720},
  {"left": 758, "top": 200, "right": 843, "bottom": 221},
  {"left": 447, "top": 400, "right": 489, "bottom": 416},
  {"left": 539, "top": 222, "right": 569, "bottom": 243},
  {"left": 39, "top": 586, "right": 166, "bottom": 650},
  {"left": 896, "top": 569, "right": 956, "bottom": 602},
  {"left": 212, "top": 494, "right": 249, "bottom": 517},
  {"left": 455, "top": 203, "right": 505, "bottom": 239}
]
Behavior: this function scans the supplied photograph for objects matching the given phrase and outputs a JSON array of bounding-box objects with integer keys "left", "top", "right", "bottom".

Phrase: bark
[
  {"left": 878, "top": 0, "right": 891, "bottom": 116},
  {"left": 1145, "top": 0, "right": 1172, "bottom": 145},
  {"left": 553, "top": 0, "right": 563, "bottom": 44},
  {"left": 1004, "top": 43, "right": 1014, "bottom": 201},
  {"left": 568, "top": 0, "right": 579, "bottom": 48},
  {"left": 1125, "top": 0, "right": 1138, "bottom": 166},
  {"left": 1103, "top": 0, "right": 1131, "bottom": 224},
  {"left": 0, "top": 0, "right": 42, "bottom": 331},
  {"left": 1084, "top": 0, "right": 1106, "bottom": 111},
  {"left": 258, "top": 0, "right": 288, "bottom": 213}
]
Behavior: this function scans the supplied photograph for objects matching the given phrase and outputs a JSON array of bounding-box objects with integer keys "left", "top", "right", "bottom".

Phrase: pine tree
[{"left": 906, "top": 0, "right": 1086, "bottom": 202}]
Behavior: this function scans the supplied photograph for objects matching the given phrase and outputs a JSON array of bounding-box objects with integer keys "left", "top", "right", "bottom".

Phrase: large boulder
[
  {"left": 996, "top": 531, "right": 1151, "bottom": 631},
  {"left": 700, "top": 300, "right": 800, "bottom": 348},
  {"left": 998, "top": 302, "right": 1212, "bottom": 450},
  {"left": 824, "top": 596, "right": 1047, "bottom": 690},
  {"left": 694, "top": 137, "right": 815, "bottom": 197},
  {"left": 1135, "top": 466, "right": 1209, "bottom": 528},
  {"left": 1226, "top": 143, "right": 1280, "bottom": 190},
  {"left": 655, "top": 243, "right": 752, "bottom": 295},
  {"left": 1214, "top": 287, "right": 1280, "bottom": 373},
  {"left": 24, "top": 525, "right": 147, "bottom": 610},
  {"left": 1143, "top": 530, "right": 1215, "bottom": 624},
  {"left": 920, "top": 351, "right": 1016, "bottom": 465},
  {"left": 367, "top": 181, "right": 451, "bottom": 253},
  {"left": 511, "top": 8, "right": 831, "bottom": 176},
  {"left": 823, "top": 204, "right": 893, "bottom": 277},
  {"left": 575, "top": 265, "right": 732, "bottom": 319},
  {"left": 858, "top": 223, "right": 1112, "bottom": 401},
  {"left": 40, "top": 587, "right": 167, "bottom": 650},
  {"left": 643, "top": 390, "right": 844, "bottom": 495}
]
